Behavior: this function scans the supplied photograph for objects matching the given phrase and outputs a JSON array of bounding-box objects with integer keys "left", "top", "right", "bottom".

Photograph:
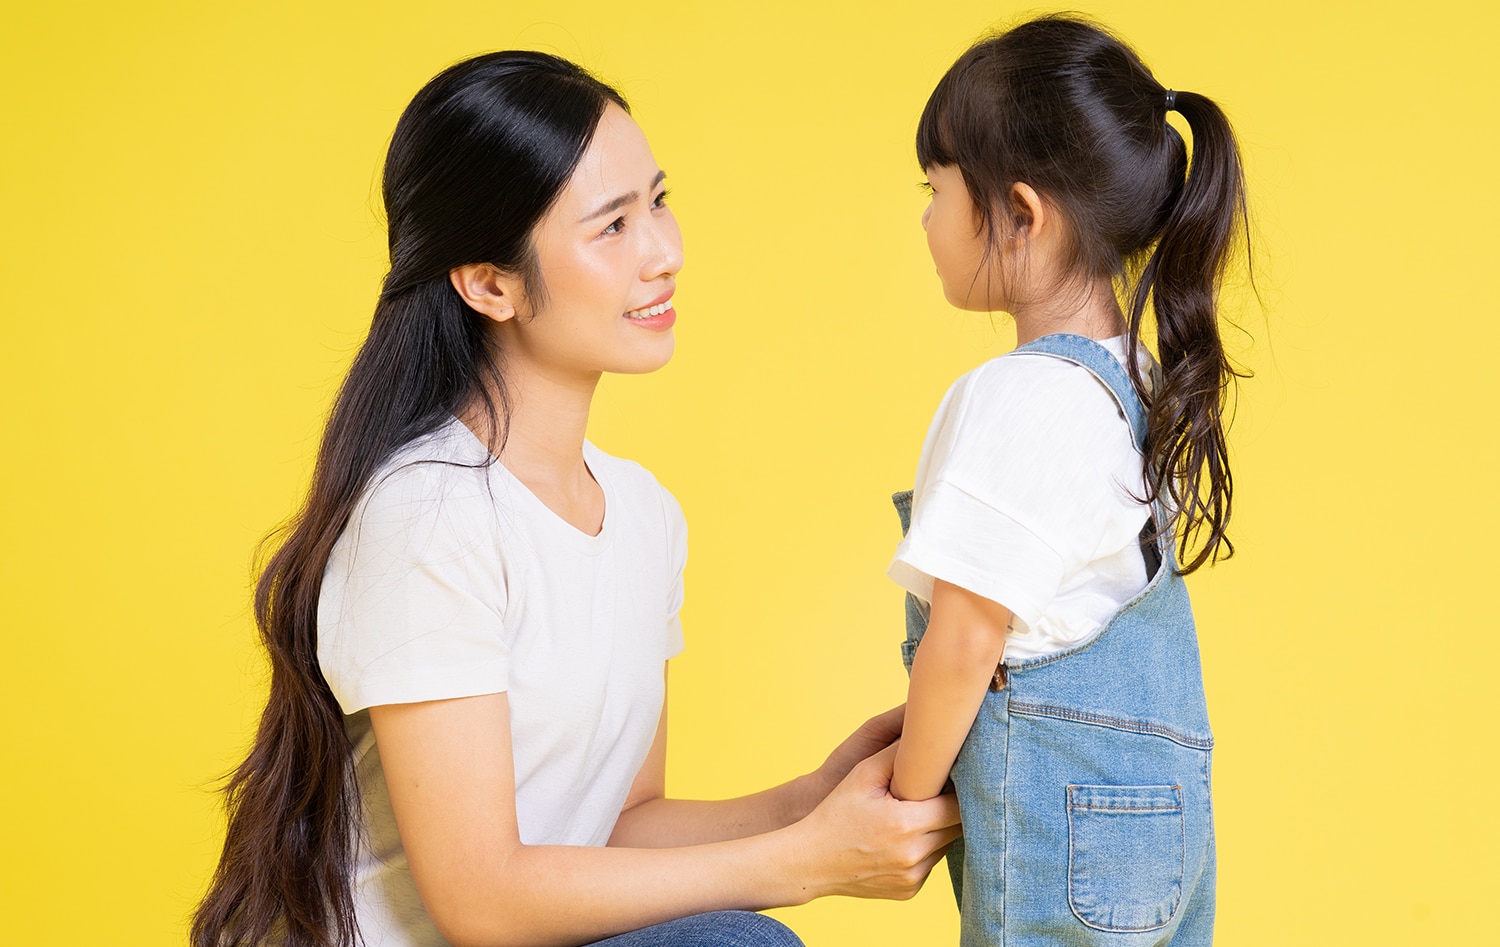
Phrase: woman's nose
[{"left": 642, "top": 213, "right": 684, "bottom": 279}]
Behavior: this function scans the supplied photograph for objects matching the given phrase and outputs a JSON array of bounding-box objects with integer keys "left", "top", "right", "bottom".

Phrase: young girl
[
  {"left": 191, "top": 51, "right": 959, "bottom": 947},
  {"left": 887, "top": 16, "right": 1245, "bottom": 946}
]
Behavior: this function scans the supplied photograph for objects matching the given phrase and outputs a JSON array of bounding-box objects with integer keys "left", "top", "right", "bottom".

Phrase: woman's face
[
  {"left": 921, "top": 163, "right": 1000, "bottom": 312},
  {"left": 501, "top": 103, "right": 683, "bottom": 379}
]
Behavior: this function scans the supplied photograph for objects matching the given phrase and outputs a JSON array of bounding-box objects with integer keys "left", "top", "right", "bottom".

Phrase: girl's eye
[
  {"left": 919, "top": 180, "right": 934, "bottom": 194},
  {"left": 602, "top": 216, "right": 625, "bottom": 235},
  {"left": 652, "top": 188, "right": 671, "bottom": 208}
]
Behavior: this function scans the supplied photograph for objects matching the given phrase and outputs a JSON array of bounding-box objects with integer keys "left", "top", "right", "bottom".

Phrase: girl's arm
[
  {"left": 371, "top": 694, "right": 958, "bottom": 947},
  {"left": 890, "top": 578, "right": 1012, "bottom": 802},
  {"left": 609, "top": 673, "right": 907, "bottom": 847}
]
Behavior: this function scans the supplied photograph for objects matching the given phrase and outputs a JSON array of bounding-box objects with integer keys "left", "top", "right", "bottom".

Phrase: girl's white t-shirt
[
  {"left": 317, "top": 418, "right": 687, "bottom": 946},
  {"left": 888, "top": 336, "right": 1152, "bottom": 661}
]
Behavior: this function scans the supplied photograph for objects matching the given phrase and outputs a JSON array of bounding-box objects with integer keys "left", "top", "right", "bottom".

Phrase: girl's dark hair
[
  {"left": 192, "top": 51, "right": 627, "bottom": 947},
  {"left": 917, "top": 14, "right": 1249, "bottom": 573}
]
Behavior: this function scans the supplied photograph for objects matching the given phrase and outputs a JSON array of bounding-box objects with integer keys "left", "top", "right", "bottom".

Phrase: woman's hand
[
  {"left": 788, "top": 742, "right": 962, "bottom": 903},
  {"left": 811, "top": 705, "right": 906, "bottom": 798}
]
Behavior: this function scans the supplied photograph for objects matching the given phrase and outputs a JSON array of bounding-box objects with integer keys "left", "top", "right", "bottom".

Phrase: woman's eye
[
  {"left": 602, "top": 216, "right": 625, "bottom": 235},
  {"left": 652, "top": 188, "right": 671, "bottom": 208}
]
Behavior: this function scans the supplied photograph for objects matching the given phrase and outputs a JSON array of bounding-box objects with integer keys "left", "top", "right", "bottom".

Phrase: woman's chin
[{"left": 609, "top": 337, "right": 676, "bottom": 376}]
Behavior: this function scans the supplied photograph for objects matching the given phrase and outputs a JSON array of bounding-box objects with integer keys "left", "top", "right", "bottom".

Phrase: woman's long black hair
[
  {"left": 191, "top": 52, "right": 627, "bottom": 947},
  {"left": 917, "top": 14, "right": 1250, "bottom": 573}
]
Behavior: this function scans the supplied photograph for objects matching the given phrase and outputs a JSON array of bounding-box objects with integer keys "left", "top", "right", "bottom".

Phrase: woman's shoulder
[
  {"left": 585, "top": 442, "right": 677, "bottom": 504},
  {"left": 584, "top": 442, "right": 686, "bottom": 542},
  {"left": 352, "top": 419, "right": 499, "bottom": 533}
]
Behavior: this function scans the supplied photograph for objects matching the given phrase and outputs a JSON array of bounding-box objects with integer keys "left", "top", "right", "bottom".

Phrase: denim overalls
[{"left": 894, "top": 334, "right": 1216, "bottom": 946}]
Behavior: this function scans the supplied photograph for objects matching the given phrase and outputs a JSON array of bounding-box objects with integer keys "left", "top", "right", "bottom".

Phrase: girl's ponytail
[
  {"left": 1127, "top": 90, "right": 1249, "bottom": 573},
  {"left": 917, "top": 15, "right": 1253, "bottom": 574}
]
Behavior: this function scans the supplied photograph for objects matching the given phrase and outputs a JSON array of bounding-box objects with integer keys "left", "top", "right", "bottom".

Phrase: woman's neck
[
  {"left": 499, "top": 368, "right": 596, "bottom": 474},
  {"left": 464, "top": 362, "right": 606, "bottom": 533}
]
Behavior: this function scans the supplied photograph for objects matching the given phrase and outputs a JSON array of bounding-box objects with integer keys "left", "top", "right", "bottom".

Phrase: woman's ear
[{"left": 449, "top": 263, "right": 524, "bottom": 323}]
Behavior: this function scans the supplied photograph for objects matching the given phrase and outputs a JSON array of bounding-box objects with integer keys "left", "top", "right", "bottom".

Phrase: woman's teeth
[{"left": 624, "top": 300, "right": 672, "bottom": 319}]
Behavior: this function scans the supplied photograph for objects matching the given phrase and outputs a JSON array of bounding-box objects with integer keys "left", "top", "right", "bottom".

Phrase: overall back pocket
[{"left": 1067, "top": 784, "right": 1184, "bottom": 932}]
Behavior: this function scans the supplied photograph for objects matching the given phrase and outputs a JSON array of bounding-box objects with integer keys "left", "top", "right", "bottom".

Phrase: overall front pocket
[{"left": 1066, "top": 784, "right": 1184, "bottom": 932}]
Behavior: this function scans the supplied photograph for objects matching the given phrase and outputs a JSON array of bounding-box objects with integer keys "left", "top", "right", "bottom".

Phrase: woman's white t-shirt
[
  {"left": 888, "top": 336, "right": 1152, "bottom": 661},
  {"left": 317, "top": 417, "right": 687, "bottom": 946}
]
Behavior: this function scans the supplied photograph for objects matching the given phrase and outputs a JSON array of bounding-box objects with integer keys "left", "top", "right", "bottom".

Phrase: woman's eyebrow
[{"left": 578, "top": 170, "right": 668, "bottom": 223}]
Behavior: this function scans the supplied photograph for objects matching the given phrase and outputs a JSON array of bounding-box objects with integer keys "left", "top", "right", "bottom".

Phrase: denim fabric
[
  {"left": 583, "top": 911, "right": 803, "bottom": 947},
  {"left": 895, "top": 333, "right": 1216, "bottom": 946}
]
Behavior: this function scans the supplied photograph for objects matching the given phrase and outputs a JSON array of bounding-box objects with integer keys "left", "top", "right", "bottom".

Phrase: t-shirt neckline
[{"left": 447, "top": 416, "right": 613, "bottom": 552}]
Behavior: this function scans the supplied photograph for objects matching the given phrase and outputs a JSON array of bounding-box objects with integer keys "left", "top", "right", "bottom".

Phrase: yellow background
[{"left": 2, "top": 1, "right": 1494, "bottom": 943}]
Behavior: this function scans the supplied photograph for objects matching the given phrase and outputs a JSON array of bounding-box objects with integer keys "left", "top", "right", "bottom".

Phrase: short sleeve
[
  {"left": 888, "top": 355, "right": 1144, "bottom": 627},
  {"left": 661, "top": 486, "right": 688, "bottom": 661},
  {"left": 317, "top": 460, "right": 510, "bottom": 713}
]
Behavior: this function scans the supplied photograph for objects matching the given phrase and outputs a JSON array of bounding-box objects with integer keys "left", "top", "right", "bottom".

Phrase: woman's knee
[
  {"left": 589, "top": 910, "right": 803, "bottom": 947},
  {"left": 697, "top": 911, "right": 802, "bottom": 947}
]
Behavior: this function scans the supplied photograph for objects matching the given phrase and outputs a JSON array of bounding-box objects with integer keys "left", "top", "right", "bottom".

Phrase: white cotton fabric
[
  {"left": 316, "top": 417, "right": 687, "bottom": 946},
  {"left": 888, "top": 336, "right": 1153, "bottom": 661}
]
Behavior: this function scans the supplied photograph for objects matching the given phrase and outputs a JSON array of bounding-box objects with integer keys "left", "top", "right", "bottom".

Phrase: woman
[{"left": 192, "top": 51, "right": 959, "bottom": 947}]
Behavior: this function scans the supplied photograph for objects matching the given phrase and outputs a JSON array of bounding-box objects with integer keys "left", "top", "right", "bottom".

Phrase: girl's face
[
  {"left": 502, "top": 103, "right": 683, "bottom": 379},
  {"left": 921, "top": 164, "right": 1002, "bottom": 312}
]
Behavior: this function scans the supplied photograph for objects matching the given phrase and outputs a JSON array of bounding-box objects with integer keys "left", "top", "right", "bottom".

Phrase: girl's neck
[{"left": 1010, "top": 275, "right": 1126, "bottom": 346}]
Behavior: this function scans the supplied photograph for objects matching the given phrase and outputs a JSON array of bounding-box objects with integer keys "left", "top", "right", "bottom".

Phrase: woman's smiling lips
[{"left": 624, "top": 290, "right": 675, "bottom": 330}]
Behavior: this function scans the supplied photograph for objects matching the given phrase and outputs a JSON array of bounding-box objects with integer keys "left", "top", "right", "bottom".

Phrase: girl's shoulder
[
  {"left": 923, "top": 339, "right": 1149, "bottom": 481},
  {"left": 950, "top": 343, "right": 1130, "bottom": 430}
]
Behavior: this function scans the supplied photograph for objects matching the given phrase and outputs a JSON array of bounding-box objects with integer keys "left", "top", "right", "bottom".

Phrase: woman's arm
[
  {"left": 371, "top": 694, "right": 958, "bottom": 947},
  {"left": 609, "top": 673, "right": 906, "bottom": 848},
  {"left": 890, "top": 578, "right": 1011, "bottom": 802}
]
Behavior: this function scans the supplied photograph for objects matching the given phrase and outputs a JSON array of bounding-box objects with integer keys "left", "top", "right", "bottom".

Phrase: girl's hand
[{"left": 791, "top": 742, "right": 962, "bottom": 903}]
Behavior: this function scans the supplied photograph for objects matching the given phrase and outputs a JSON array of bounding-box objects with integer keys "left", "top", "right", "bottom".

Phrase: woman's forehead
[{"left": 557, "top": 104, "right": 661, "bottom": 218}]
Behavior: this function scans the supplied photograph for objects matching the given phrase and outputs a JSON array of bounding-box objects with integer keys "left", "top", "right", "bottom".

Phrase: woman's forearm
[
  {"left": 609, "top": 704, "right": 906, "bottom": 848},
  {"left": 434, "top": 751, "right": 955, "bottom": 947},
  {"left": 608, "top": 774, "right": 824, "bottom": 847},
  {"left": 435, "top": 827, "right": 811, "bottom": 947}
]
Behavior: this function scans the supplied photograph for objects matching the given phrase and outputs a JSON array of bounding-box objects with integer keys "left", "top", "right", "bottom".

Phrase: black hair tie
[{"left": 1164, "top": 89, "right": 1177, "bottom": 111}]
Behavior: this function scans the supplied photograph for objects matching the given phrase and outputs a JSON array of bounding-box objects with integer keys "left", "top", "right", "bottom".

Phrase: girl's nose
[{"left": 921, "top": 203, "right": 933, "bottom": 230}]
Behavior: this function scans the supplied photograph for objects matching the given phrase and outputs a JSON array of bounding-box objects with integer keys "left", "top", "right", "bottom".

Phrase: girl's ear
[
  {"left": 1007, "top": 182, "right": 1048, "bottom": 239},
  {"left": 449, "top": 263, "right": 525, "bottom": 323}
]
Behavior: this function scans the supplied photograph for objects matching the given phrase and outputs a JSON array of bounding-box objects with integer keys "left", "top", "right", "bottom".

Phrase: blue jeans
[
  {"left": 895, "top": 333, "right": 1216, "bottom": 946},
  {"left": 583, "top": 911, "right": 803, "bottom": 947}
]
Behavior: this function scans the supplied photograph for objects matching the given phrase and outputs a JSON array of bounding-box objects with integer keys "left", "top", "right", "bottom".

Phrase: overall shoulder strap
[
  {"left": 1010, "top": 333, "right": 1148, "bottom": 453},
  {"left": 1012, "top": 334, "right": 1174, "bottom": 573}
]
